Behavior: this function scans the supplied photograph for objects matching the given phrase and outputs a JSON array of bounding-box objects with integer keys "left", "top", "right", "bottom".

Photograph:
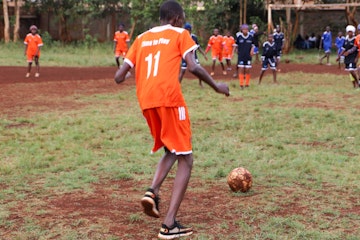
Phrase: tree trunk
[
  {"left": 239, "top": 0, "right": 243, "bottom": 25},
  {"left": 13, "top": 0, "right": 21, "bottom": 42},
  {"left": 244, "top": 0, "right": 247, "bottom": 24},
  {"left": 2, "top": 0, "right": 10, "bottom": 43}
]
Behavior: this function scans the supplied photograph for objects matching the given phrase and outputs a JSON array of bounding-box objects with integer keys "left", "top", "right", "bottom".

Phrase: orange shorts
[
  {"left": 142, "top": 106, "right": 192, "bottom": 155},
  {"left": 212, "top": 50, "right": 223, "bottom": 61},
  {"left": 223, "top": 52, "right": 233, "bottom": 60},
  {"left": 27, "top": 51, "right": 40, "bottom": 62},
  {"left": 115, "top": 50, "right": 127, "bottom": 58}
]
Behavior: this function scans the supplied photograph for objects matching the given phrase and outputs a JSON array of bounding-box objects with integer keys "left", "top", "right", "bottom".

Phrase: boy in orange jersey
[
  {"left": 113, "top": 23, "right": 130, "bottom": 68},
  {"left": 205, "top": 28, "right": 227, "bottom": 76},
  {"left": 223, "top": 30, "right": 236, "bottom": 71},
  {"left": 114, "top": 1, "right": 229, "bottom": 239},
  {"left": 24, "top": 25, "right": 43, "bottom": 78}
]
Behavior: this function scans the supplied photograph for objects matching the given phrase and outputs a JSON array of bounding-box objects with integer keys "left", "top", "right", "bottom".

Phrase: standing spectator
[
  {"left": 250, "top": 25, "right": 264, "bottom": 63},
  {"left": 222, "top": 30, "right": 236, "bottom": 71},
  {"left": 319, "top": 26, "right": 332, "bottom": 65},
  {"left": 233, "top": 24, "right": 255, "bottom": 89},
  {"left": 273, "top": 25, "right": 285, "bottom": 70},
  {"left": 113, "top": 23, "right": 130, "bottom": 68},
  {"left": 337, "top": 25, "right": 358, "bottom": 88},
  {"left": 179, "top": 22, "right": 208, "bottom": 86},
  {"left": 205, "top": 28, "right": 226, "bottom": 76},
  {"left": 335, "top": 31, "right": 345, "bottom": 69},
  {"left": 24, "top": 25, "right": 43, "bottom": 78},
  {"left": 259, "top": 33, "right": 279, "bottom": 85},
  {"left": 114, "top": 1, "right": 230, "bottom": 239},
  {"left": 308, "top": 33, "right": 317, "bottom": 49}
]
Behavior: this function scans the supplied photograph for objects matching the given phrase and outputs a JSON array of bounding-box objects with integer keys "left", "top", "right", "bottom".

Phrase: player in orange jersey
[
  {"left": 222, "top": 30, "right": 236, "bottom": 71},
  {"left": 113, "top": 23, "right": 130, "bottom": 68},
  {"left": 24, "top": 25, "right": 43, "bottom": 78},
  {"left": 114, "top": 1, "right": 229, "bottom": 239},
  {"left": 354, "top": 24, "right": 360, "bottom": 86},
  {"left": 205, "top": 28, "right": 227, "bottom": 76}
]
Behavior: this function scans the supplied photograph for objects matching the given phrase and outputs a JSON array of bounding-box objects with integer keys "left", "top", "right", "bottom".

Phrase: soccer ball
[{"left": 227, "top": 167, "right": 252, "bottom": 193}]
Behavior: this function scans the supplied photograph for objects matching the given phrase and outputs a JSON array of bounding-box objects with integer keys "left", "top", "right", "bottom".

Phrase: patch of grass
[{"left": 0, "top": 71, "right": 359, "bottom": 239}]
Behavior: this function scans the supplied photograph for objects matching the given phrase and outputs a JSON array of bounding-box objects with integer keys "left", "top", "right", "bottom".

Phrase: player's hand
[{"left": 216, "top": 82, "right": 230, "bottom": 97}]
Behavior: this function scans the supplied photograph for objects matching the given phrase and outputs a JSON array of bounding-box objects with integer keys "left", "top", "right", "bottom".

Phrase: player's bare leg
[
  {"left": 34, "top": 56, "right": 40, "bottom": 77},
  {"left": 26, "top": 62, "right": 32, "bottom": 78},
  {"left": 272, "top": 69, "right": 278, "bottom": 84},
  {"left": 162, "top": 154, "right": 193, "bottom": 228},
  {"left": 211, "top": 60, "right": 216, "bottom": 76},
  {"left": 150, "top": 150, "right": 177, "bottom": 198},
  {"left": 115, "top": 57, "right": 120, "bottom": 68},
  {"left": 179, "top": 68, "right": 186, "bottom": 83},
  {"left": 220, "top": 61, "right": 226, "bottom": 75},
  {"left": 258, "top": 70, "right": 265, "bottom": 84}
]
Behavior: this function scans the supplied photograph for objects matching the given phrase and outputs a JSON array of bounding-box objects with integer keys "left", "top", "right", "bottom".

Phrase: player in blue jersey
[
  {"left": 335, "top": 31, "right": 345, "bottom": 69},
  {"left": 233, "top": 24, "right": 255, "bottom": 89},
  {"left": 179, "top": 22, "right": 208, "bottom": 86},
  {"left": 337, "top": 25, "right": 359, "bottom": 88},
  {"left": 319, "top": 26, "right": 332, "bottom": 65},
  {"left": 273, "top": 25, "right": 284, "bottom": 70},
  {"left": 259, "top": 34, "right": 279, "bottom": 85}
]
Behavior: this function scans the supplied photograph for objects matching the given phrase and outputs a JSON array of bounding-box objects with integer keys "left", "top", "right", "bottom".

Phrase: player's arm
[
  {"left": 24, "top": 44, "right": 28, "bottom": 56},
  {"left": 185, "top": 51, "right": 229, "bottom": 96},
  {"left": 114, "top": 62, "right": 132, "bottom": 84},
  {"left": 113, "top": 40, "right": 117, "bottom": 53}
]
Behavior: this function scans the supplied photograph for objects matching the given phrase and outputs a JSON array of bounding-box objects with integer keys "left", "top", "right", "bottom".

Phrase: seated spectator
[
  {"left": 294, "top": 34, "right": 305, "bottom": 49},
  {"left": 308, "top": 33, "right": 317, "bottom": 48}
]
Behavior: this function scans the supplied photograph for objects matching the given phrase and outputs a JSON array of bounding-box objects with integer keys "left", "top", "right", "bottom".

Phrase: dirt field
[{"left": 0, "top": 63, "right": 354, "bottom": 239}]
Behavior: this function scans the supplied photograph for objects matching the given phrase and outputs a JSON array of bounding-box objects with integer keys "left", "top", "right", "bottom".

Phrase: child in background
[
  {"left": 259, "top": 34, "right": 279, "bottom": 85},
  {"left": 113, "top": 23, "right": 130, "bottom": 68},
  {"left": 205, "top": 28, "right": 226, "bottom": 76},
  {"left": 319, "top": 26, "right": 332, "bottom": 65},
  {"left": 335, "top": 31, "right": 345, "bottom": 69},
  {"left": 24, "top": 25, "right": 43, "bottom": 78},
  {"left": 337, "top": 25, "right": 358, "bottom": 89},
  {"left": 233, "top": 24, "right": 255, "bottom": 89},
  {"left": 179, "top": 22, "right": 208, "bottom": 86},
  {"left": 222, "top": 30, "right": 235, "bottom": 71}
]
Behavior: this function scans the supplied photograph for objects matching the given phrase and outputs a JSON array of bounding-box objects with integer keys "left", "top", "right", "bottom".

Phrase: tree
[
  {"left": 2, "top": 0, "right": 10, "bottom": 43},
  {"left": 13, "top": 0, "right": 21, "bottom": 42}
]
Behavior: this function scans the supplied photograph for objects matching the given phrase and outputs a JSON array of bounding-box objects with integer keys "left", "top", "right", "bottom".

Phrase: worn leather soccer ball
[{"left": 227, "top": 167, "right": 252, "bottom": 193}]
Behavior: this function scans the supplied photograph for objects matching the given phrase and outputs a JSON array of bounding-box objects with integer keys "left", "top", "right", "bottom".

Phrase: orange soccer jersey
[
  {"left": 223, "top": 36, "right": 235, "bottom": 59},
  {"left": 125, "top": 24, "right": 197, "bottom": 110},
  {"left": 114, "top": 30, "right": 130, "bottom": 55},
  {"left": 24, "top": 33, "right": 43, "bottom": 62},
  {"left": 355, "top": 34, "right": 360, "bottom": 58},
  {"left": 207, "top": 35, "right": 224, "bottom": 60}
]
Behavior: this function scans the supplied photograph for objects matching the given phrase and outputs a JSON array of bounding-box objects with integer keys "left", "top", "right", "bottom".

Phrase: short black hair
[{"left": 159, "top": 0, "right": 183, "bottom": 21}]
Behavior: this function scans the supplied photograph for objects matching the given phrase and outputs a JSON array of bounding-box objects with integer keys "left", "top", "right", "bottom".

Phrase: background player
[
  {"left": 233, "top": 24, "right": 255, "bottom": 89},
  {"left": 335, "top": 31, "right": 345, "bottom": 69},
  {"left": 337, "top": 25, "right": 359, "bottom": 89},
  {"left": 179, "top": 22, "right": 208, "bottom": 86},
  {"left": 222, "top": 30, "right": 235, "bottom": 72},
  {"left": 259, "top": 33, "right": 279, "bottom": 84},
  {"left": 114, "top": 1, "right": 230, "bottom": 239},
  {"left": 24, "top": 25, "right": 43, "bottom": 78},
  {"left": 205, "top": 28, "right": 226, "bottom": 76},
  {"left": 273, "top": 25, "right": 284, "bottom": 71},
  {"left": 113, "top": 23, "right": 130, "bottom": 68},
  {"left": 319, "top": 26, "right": 332, "bottom": 65}
]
